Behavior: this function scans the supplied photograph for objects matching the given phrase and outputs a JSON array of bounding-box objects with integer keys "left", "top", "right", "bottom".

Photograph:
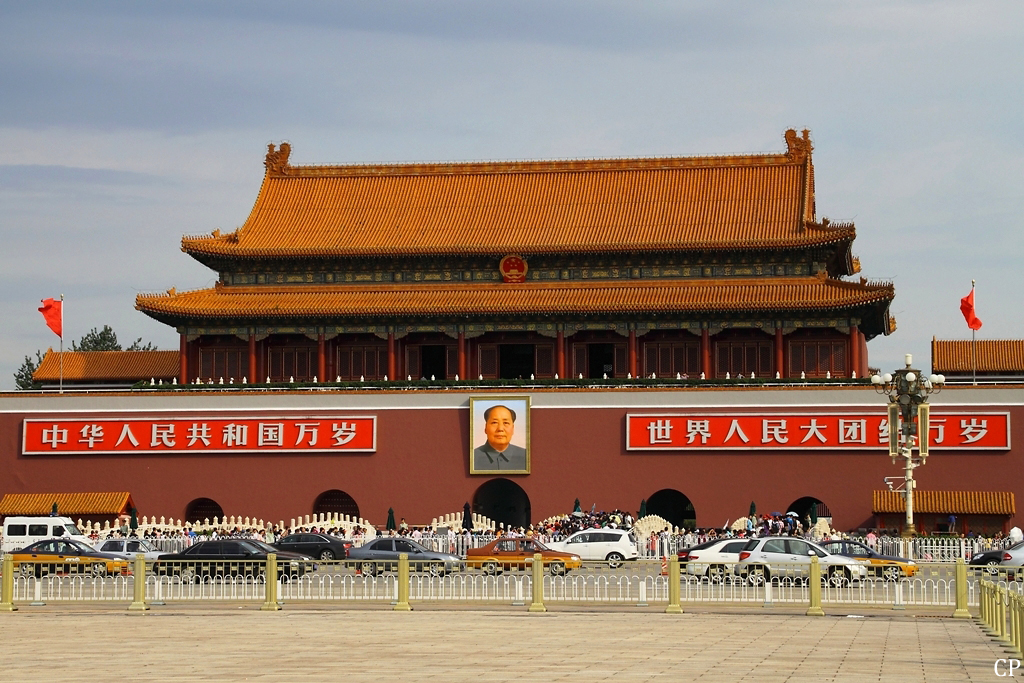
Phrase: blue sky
[{"left": 1, "top": 1, "right": 1021, "bottom": 387}]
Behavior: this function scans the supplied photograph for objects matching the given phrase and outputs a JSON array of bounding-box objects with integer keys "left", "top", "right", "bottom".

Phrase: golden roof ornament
[
  {"left": 784, "top": 128, "right": 812, "bottom": 162},
  {"left": 265, "top": 142, "right": 292, "bottom": 175}
]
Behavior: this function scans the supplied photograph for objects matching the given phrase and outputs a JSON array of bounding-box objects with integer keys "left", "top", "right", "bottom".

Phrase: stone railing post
[
  {"left": 806, "top": 556, "right": 824, "bottom": 616},
  {"left": 952, "top": 558, "right": 970, "bottom": 619},
  {"left": 128, "top": 553, "right": 149, "bottom": 612},
  {"left": 261, "top": 553, "right": 280, "bottom": 611},
  {"left": 394, "top": 553, "right": 411, "bottom": 611},
  {"left": 665, "top": 555, "right": 682, "bottom": 614},
  {"left": 0, "top": 554, "right": 16, "bottom": 612},
  {"left": 528, "top": 553, "right": 546, "bottom": 613}
]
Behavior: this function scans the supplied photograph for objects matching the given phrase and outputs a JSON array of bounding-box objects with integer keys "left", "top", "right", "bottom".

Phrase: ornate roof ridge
[{"left": 262, "top": 129, "right": 812, "bottom": 179}]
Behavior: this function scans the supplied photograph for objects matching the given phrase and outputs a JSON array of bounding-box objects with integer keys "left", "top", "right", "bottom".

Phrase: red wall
[{"left": 1, "top": 388, "right": 1020, "bottom": 531}]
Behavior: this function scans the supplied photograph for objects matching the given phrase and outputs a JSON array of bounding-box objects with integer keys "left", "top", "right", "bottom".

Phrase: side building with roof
[{"left": 136, "top": 130, "right": 894, "bottom": 384}]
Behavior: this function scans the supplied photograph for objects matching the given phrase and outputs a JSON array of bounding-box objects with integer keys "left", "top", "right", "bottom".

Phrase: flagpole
[
  {"left": 971, "top": 280, "right": 976, "bottom": 387},
  {"left": 59, "top": 293, "right": 64, "bottom": 394}
]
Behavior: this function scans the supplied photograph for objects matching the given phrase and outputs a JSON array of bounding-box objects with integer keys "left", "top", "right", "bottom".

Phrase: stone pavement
[{"left": 0, "top": 605, "right": 1009, "bottom": 682}]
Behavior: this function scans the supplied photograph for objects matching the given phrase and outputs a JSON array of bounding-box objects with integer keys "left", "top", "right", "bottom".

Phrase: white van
[{"left": 1, "top": 516, "right": 90, "bottom": 553}]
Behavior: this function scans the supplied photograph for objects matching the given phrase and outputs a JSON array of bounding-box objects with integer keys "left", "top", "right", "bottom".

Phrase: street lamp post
[{"left": 871, "top": 354, "right": 944, "bottom": 537}]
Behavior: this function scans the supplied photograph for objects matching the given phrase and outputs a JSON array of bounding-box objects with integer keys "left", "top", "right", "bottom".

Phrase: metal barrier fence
[{"left": 0, "top": 552, "right": 1009, "bottom": 616}]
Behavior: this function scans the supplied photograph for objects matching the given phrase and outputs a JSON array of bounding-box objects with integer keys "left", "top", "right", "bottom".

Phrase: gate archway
[
  {"left": 787, "top": 496, "right": 832, "bottom": 524},
  {"left": 313, "top": 489, "right": 360, "bottom": 519},
  {"left": 472, "top": 478, "right": 531, "bottom": 529},
  {"left": 185, "top": 497, "right": 224, "bottom": 524},
  {"left": 645, "top": 489, "right": 697, "bottom": 529}
]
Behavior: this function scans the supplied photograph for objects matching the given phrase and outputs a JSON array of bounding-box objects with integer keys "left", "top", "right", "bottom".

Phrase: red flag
[
  {"left": 38, "top": 298, "right": 62, "bottom": 338},
  {"left": 960, "top": 288, "right": 983, "bottom": 330}
]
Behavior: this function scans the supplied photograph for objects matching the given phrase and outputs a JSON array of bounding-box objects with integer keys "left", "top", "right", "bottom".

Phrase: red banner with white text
[
  {"left": 626, "top": 412, "right": 1009, "bottom": 451},
  {"left": 22, "top": 416, "right": 376, "bottom": 455}
]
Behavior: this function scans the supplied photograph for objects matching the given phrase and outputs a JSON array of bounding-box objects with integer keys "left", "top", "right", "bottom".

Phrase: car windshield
[
  {"left": 65, "top": 523, "right": 85, "bottom": 536},
  {"left": 67, "top": 540, "right": 94, "bottom": 553},
  {"left": 245, "top": 540, "right": 278, "bottom": 554}
]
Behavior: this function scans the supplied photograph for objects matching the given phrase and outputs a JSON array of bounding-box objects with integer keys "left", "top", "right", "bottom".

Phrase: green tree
[
  {"left": 14, "top": 350, "right": 44, "bottom": 390},
  {"left": 15, "top": 326, "right": 157, "bottom": 389}
]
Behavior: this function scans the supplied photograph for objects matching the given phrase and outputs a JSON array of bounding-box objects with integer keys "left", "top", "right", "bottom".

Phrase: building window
[
  {"left": 336, "top": 346, "right": 385, "bottom": 380},
  {"left": 643, "top": 342, "right": 699, "bottom": 378},
  {"left": 199, "top": 348, "right": 245, "bottom": 382},
  {"left": 790, "top": 340, "right": 847, "bottom": 378},
  {"left": 715, "top": 340, "right": 772, "bottom": 378}
]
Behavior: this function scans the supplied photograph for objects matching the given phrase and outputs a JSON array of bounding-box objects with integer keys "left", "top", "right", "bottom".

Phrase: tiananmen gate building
[{"left": 4, "top": 130, "right": 1020, "bottom": 536}]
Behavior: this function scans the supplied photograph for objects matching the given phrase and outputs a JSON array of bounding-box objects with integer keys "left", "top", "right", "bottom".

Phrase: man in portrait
[{"left": 473, "top": 404, "right": 527, "bottom": 471}]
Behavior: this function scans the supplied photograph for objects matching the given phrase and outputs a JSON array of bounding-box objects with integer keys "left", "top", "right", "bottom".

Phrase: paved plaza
[{"left": 0, "top": 605, "right": 1009, "bottom": 682}]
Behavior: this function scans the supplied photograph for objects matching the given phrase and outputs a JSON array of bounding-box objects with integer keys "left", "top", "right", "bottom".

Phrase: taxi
[
  {"left": 819, "top": 539, "right": 918, "bottom": 579},
  {"left": 11, "top": 539, "right": 131, "bottom": 578},
  {"left": 466, "top": 537, "right": 582, "bottom": 575}
]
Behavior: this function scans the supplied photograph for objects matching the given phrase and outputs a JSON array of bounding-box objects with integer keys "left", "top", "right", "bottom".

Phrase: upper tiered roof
[{"left": 181, "top": 130, "right": 854, "bottom": 264}]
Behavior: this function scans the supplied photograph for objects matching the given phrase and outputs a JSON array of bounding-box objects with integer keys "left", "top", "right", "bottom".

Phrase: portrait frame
[{"left": 469, "top": 396, "right": 531, "bottom": 475}]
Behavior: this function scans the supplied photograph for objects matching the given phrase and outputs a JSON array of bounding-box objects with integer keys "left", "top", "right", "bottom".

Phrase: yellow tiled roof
[
  {"left": 0, "top": 492, "right": 135, "bottom": 516},
  {"left": 932, "top": 339, "right": 1024, "bottom": 373},
  {"left": 33, "top": 350, "right": 179, "bottom": 382},
  {"left": 137, "top": 275, "right": 893, "bottom": 321},
  {"left": 180, "top": 130, "right": 846, "bottom": 259},
  {"left": 873, "top": 490, "right": 1015, "bottom": 515}
]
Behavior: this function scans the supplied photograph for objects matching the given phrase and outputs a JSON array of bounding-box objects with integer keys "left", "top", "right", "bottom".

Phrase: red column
[
  {"left": 387, "top": 332, "right": 396, "bottom": 379},
  {"left": 775, "top": 327, "right": 784, "bottom": 378},
  {"left": 849, "top": 325, "right": 860, "bottom": 378},
  {"left": 317, "top": 333, "right": 326, "bottom": 381},
  {"left": 628, "top": 329, "right": 637, "bottom": 377},
  {"left": 556, "top": 330, "right": 565, "bottom": 378},
  {"left": 179, "top": 333, "right": 188, "bottom": 384},
  {"left": 700, "top": 328, "right": 711, "bottom": 378},
  {"left": 457, "top": 331, "right": 466, "bottom": 379},
  {"left": 248, "top": 334, "right": 257, "bottom": 383}
]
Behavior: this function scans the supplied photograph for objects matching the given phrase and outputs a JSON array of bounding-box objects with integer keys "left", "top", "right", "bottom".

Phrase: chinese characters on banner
[
  {"left": 22, "top": 416, "right": 376, "bottom": 455},
  {"left": 626, "top": 412, "right": 1009, "bottom": 451}
]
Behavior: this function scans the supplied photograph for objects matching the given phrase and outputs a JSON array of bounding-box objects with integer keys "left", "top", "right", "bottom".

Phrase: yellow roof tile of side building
[
  {"left": 33, "top": 350, "right": 180, "bottom": 382},
  {"left": 181, "top": 130, "right": 850, "bottom": 260},
  {"left": 872, "top": 490, "right": 1015, "bottom": 516},
  {"left": 932, "top": 338, "right": 1024, "bottom": 374},
  {"left": 137, "top": 276, "right": 894, "bottom": 322},
  {"left": 0, "top": 492, "right": 135, "bottom": 517}
]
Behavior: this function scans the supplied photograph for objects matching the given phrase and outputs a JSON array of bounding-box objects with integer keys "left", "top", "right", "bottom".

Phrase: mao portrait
[{"left": 469, "top": 396, "right": 530, "bottom": 474}]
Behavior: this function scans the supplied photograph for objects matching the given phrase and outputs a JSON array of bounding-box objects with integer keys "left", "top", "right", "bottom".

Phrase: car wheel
[
  {"left": 827, "top": 566, "right": 851, "bottom": 587},
  {"left": 604, "top": 552, "right": 625, "bottom": 569},
  {"left": 707, "top": 564, "right": 727, "bottom": 584},
  {"left": 549, "top": 561, "right": 566, "bottom": 576},
  {"left": 483, "top": 561, "right": 500, "bottom": 576},
  {"left": 90, "top": 563, "right": 109, "bottom": 578},
  {"left": 360, "top": 561, "right": 378, "bottom": 577},
  {"left": 986, "top": 559, "right": 1000, "bottom": 576},
  {"left": 319, "top": 549, "right": 335, "bottom": 561},
  {"left": 178, "top": 567, "right": 197, "bottom": 584},
  {"left": 19, "top": 563, "right": 34, "bottom": 578},
  {"left": 882, "top": 565, "right": 903, "bottom": 582},
  {"left": 746, "top": 566, "right": 769, "bottom": 587},
  {"left": 428, "top": 562, "right": 445, "bottom": 577}
]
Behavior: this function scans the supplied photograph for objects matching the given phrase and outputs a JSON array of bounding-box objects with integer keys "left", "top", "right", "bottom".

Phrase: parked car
[
  {"left": 466, "top": 537, "right": 582, "bottom": 576},
  {"left": 94, "top": 537, "right": 165, "bottom": 563},
  {"left": 346, "top": 537, "right": 463, "bottom": 576},
  {"left": 274, "top": 533, "right": 353, "bottom": 561},
  {"left": 971, "top": 542, "right": 1023, "bottom": 575},
  {"left": 734, "top": 537, "right": 868, "bottom": 586},
  {"left": 153, "top": 539, "right": 314, "bottom": 582},
  {"left": 679, "top": 538, "right": 749, "bottom": 582},
  {"left": 2, "top": 516, "right": 91, "bottom": 553},
  {"left": 997, "top": 543, "right": 1024, "bottom": 578},
  {"left": 11, "top": 539, "right": 130, "bottom": 578},
  {"left": 818, "top": 539, "right": 917, "bottom": 580},
  {"left": 545, "top": 528, "right": 638, "bottom": 567}
]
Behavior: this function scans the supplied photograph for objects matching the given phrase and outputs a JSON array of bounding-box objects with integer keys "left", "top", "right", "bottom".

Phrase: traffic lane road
[{"left": 0, "top": 609, "right": 1004, "bottom": 682}]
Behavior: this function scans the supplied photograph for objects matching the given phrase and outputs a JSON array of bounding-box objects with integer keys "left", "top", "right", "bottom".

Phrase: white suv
[
  {"left": 546, "top": 529, "right": 638, "bottom": 567},
  {"left": 734, "top": 536, "right": 868, "bottom": 586}
]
